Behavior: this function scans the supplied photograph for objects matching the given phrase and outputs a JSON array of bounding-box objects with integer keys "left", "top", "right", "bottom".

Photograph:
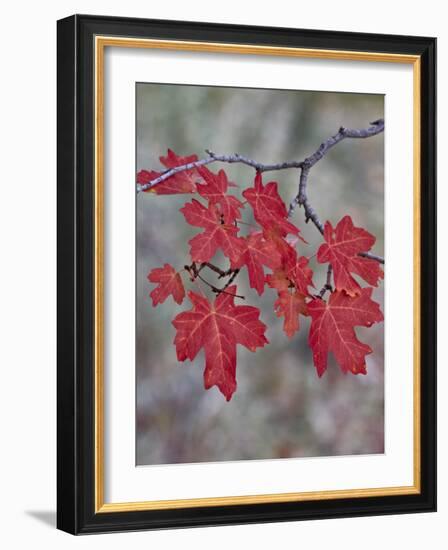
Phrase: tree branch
[
  {"left": 137, "top": 152, "right": 304, "bottom": 193},
  {"left": 286, "top": 119, "right": 385, "bottom": 265},
  {"left": 318, "top": 264, "right": 333, "bottom": 299},
  {"left": 205, "top": 150, "right": 304, "bottom": 173},
  {"left": 138, "top": 119, "right": 385, "bottom": 265},
  {"left": 287, "top": 119, "right": 384, "bottom": 219}
]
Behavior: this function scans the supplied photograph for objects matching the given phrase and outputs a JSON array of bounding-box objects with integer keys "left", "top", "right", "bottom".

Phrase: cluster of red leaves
[{"left": 141, "top": 150, "right": 384, "bottom": 401}]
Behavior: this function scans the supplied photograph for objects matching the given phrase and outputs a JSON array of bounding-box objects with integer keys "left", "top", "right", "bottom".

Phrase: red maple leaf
[
  {"left": 242, "top": 172, "right": 302, "bottom": 236},
  {"left": 263, "top": 226, "right": 314, "bottom": 296},
  {"left": 172, "top": 286, "right": 268, "bottom": 400},
  {"left": 274, "top": 290, "right": 308, "bottom": 338},
  {"left": 137, "top": 169, "right": 160, "bottom": 186},
  {"left": 317, "top": 215, "right": 384, "bottom": 296},
  {"left": 231, "top": 232, "right": 282, "bottom": 295},
  {"left": 148, "top": 263, "right": 185, "bottom": 306},
  {"left": 262, "top": 225, "right": 309, "bottom": 276},
  {"left": 196, "top": 167, "right": 244, "bottom": 223},
  {"left": 307, "top": 288, "right": 384, "bottom": 377},
  {"left": 267, "top": 256, "right": 314, "bottom": 296},
  {"left": 289, "top": 256, "right": 315, "bottom": 296},
  {"left": 180, "top": 199, "right": 244, "bottom": 263},
  {"left": 137, "top": 149, "right": 204, "bottom": 194}
]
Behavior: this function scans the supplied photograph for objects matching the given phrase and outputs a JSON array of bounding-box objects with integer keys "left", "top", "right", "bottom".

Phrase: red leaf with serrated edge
[
  {"left": 231, "top": 232, "right": 282, "bottom": 295},
  {"left": 263, "top": 226, "right": 300, "bottom": 266},
  {"left": 290, "top": 256, "right": 315, "bottom": 295},
  {"left": 267, "top": 256, "right": 314, "bottom": 296},
  {"left": 196, "top": 167, "right": 244, "bottom": 223},
  {"left": 148, "top": 264, "right": 185, "bottom": 306},
  {"left": 243, "top": 172, "right": 302, "bottom": 236},
  {"left": 137, "top": 169, "right": 160, "bottom": 185},
  {"left": 159, "top": 149, "right": 197, "bottom": 169},
  {"left": 172, "top": 286, "right": 268, "bottom": 400},
  {"left": 274, "top": 290, "right": 308, "bottom": 338},
  {"left": 138, "top": 150, "right": 204, "bottom": 194},
  {"left": 308, "top": 288, "right": 383, "bottom": 377},
  {"left": 317, "top": 215, "right": 384, "bottom": 296},
  {"left": 263, "top": 226, "right": 314, "bottom": 296},
  {"left": 180, "top": 199, "right": 243, "bottom": 263}
]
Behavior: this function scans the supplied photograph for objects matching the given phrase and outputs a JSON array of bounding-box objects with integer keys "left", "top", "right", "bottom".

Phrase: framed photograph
[{"left": 57, "top": 14, "right": 436, "bottom": 534}]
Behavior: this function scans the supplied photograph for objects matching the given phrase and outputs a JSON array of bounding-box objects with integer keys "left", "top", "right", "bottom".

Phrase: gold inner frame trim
[{"left": 94, "top": 35, "right": 421, "bottom": 513}]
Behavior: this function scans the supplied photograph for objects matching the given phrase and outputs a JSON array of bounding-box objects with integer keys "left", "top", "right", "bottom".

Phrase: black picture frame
[{"left": 57, "top": 14, "right": 436, "bottom": 535}]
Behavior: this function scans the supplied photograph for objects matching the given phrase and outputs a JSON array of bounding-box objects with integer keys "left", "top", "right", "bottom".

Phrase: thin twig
[
  {"left": 359, "top": 251, "right": 385, "bottom": 265},
  {"left": 318, "top": 264, "right": 333, "bottom": 298},
  {"left": 201, "top": 262, "right": 235, "bottom": 279},
  {"left": 200, "top": 262, "right": 226, "bottom": 277},
  {"left": 205, "top": 150, "right": 304, "bottom": 173},
  {"left": 197, "top": 272, "right": 245, "bottom": 299},
  {"left": 186, "top": 263, "right": 244, "bottom": 299},
  {"left": 222, "top": 269, "right": 240, "bottom": 291}
]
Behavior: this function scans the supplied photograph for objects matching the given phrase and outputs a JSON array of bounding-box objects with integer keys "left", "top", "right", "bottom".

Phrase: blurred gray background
[{"left": 136, "top": 83, "right": 384, "bottom": 466}]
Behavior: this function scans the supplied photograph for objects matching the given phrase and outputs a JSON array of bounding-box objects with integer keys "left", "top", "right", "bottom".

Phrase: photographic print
[
  {"left": 57, "top": 16, "right": 435, "bottom": 533},
  {"left": 136, "top": 83, "right": 385, "bottom": 466}
]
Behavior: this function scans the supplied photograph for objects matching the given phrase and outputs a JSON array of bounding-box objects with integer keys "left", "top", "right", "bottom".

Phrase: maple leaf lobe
[{"left": 148, "top": 263, "right": 185, "bottom": 306}]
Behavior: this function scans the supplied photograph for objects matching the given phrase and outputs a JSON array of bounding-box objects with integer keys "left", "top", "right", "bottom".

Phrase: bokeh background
[{"left": 136, "top": 83, "right": 384, "bottom": 466}]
